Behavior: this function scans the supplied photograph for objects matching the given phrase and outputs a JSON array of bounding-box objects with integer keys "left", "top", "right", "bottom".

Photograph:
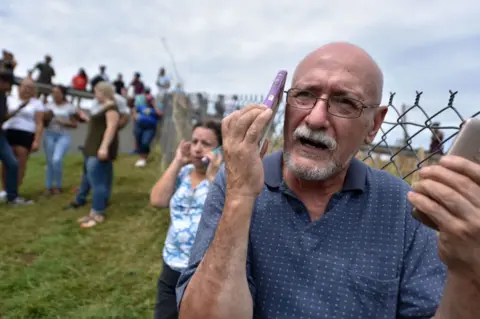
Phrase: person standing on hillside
[
  {"left": 71, "top": 68, "right": 88, "bottom": 106},
  {"left": 129, "top": 72, "right": 145, "bottom": 96},
  {"left": 74, "top": 82, "right": 120, "bottom": 229},
  {"left": 0, "top": 53, "right": 31, "bottom": 204},
  {"left": 113, "top": 73, "right": 125, "bottom": 95},
  {"left": 1, "top": 78, "right": 45, "bottom": 203},
  {"left": 156, "top": 67, "right": 170, "bottom": 106},
  {"left": 90, "top": 65, "right": 110, "bottom": 91},
  {"left": 224, "top": 94, "right": 240, "bottom": 117},
  {"left": 32, "top": 54, "right": 55, "bottom": 85},
  {"left": 64, "top": 90, "right": 130, "bottom": 211},
  {"left": 132, "top": 91, "right": 163, "bottom": 167},
  {"left": 43, "top": 85, "right": 78, "bottom": 195},
  {"left": 32, "top": 54, "right": 55, "bottom": 102}
]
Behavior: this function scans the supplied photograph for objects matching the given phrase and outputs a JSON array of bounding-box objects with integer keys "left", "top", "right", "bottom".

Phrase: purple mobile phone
[
  {"left": 258, "top": 70, "right": 288, "bottom": 151},
  {"left": 201, "top": 146, "right": 223, "bottom": 167}
]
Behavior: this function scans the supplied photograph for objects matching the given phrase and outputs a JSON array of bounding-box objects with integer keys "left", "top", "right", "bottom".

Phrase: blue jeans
[
  {"left": 75, "top": 156, "right": 112, "bottom": 215},
  {"left": 0, "top": 134, "right": 19, "bottom": 201},
  {"left": 76, "top": 148, "right": 113, "bottom": 203},
  {"left": 134, "top": 122, "right": 157, "bottom": 155},
  {"left": 44, "top": 130, "right": 71, "bottom": 189}
]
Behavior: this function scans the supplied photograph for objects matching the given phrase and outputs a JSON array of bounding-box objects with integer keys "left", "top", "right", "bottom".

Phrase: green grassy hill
[
  {"left": 0, "top": 152, "right": 168, "bottom": 318},
  {"left": 0, "top": 147, "right": 418, "bottom": 318}
]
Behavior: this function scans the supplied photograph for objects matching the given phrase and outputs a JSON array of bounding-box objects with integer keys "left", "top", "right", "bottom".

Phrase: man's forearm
[
  {"left": 179, "top": 194, "right": 256, "bottom": 319},
  {"left": 434, "top": 271, "right": 480, "bottom": 319}
]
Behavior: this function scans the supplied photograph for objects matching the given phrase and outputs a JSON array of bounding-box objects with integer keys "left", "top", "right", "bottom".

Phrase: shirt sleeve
[
  {"left": 35, "top": 99, "right": 46, "bottom": 112},
  {"left": 397, "top": 203, "right": 447, "bottom": 319},
  {"left": 175, "top": 165, "right": 257, "bottom": 309}
]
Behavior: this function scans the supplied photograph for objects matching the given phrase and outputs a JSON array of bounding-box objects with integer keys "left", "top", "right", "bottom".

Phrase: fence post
[
  {"left": 401, "top": 103, "right": 409, "bottom": 147},
  {"left": 159, "top": 93, "right": 177, "bottom": 171},
  {"left": 411, "top": 147, "right": 425, "bottom": 183}
]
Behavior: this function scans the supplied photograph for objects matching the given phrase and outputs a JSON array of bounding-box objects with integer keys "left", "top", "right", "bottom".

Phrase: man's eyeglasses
[{"left": 285, "top": 88, "right": 375, "bottom": 119}]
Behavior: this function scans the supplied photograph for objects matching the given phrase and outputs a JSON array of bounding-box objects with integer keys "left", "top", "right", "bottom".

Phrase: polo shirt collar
[{"left": 263, "top": 150, "right": 367, "bottom": 192}]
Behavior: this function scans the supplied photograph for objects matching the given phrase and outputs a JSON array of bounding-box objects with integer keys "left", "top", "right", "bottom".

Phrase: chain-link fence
[
  {"left": 17, "top": 75, "right": 475, "bottom": 184},
  {"left": 158, "top": 90, "right": 477, "bottom": 184}
]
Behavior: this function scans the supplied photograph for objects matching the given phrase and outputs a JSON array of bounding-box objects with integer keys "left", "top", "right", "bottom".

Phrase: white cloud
[{"left": 2, "top": 0, "right": 480, "bottom": 149}]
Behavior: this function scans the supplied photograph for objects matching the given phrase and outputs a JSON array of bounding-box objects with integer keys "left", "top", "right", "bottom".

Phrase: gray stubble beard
[{"left": 283, "top": 150, "right": 341, "bottom": 181}]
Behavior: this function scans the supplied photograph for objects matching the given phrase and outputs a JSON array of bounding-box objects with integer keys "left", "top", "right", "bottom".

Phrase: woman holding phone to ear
[{"left": 150, "top": 120, "right": 223, "bottom": 319}]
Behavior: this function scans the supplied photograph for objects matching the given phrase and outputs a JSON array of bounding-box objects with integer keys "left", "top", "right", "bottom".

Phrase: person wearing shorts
[
  {"left": 0, "top": 59, "right": 32, "bottom": 204},
  {"left": 0, "top": 78, "right": 45, "bottom": 201}
]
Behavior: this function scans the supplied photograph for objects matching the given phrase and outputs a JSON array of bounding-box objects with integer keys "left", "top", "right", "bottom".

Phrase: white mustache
[{"left": 293, "top": 125, "right": 337, "bottom": 150}]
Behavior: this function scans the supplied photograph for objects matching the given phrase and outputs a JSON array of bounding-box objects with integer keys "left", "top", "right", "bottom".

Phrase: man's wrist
[
  {"left": 435, "top": 270, "right": 480, "bottom": 319},
  {"left": 224, "top": 191, "right": 257, "bottom": 209}
]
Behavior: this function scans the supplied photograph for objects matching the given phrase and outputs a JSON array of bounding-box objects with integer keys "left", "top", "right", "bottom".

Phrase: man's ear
[{"left": 364, "top": 106, "right": 388, "bottom": 144}]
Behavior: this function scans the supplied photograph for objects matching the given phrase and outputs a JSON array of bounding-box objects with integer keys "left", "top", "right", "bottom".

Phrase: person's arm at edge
[
  {"left": 33, "top": 110, "right": 45, "bottom": 146},
  {"left": 399, "top": 197, "right": 480, "bottom": 319},
  {"left": 178, "top": 169, "right": 255, "bottom": 319},
  {"left": 433, "top": 273, "right": 480, "bottom": 319}
]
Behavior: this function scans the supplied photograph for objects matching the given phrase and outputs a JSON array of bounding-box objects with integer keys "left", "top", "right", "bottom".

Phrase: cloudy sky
[{"left": 2, "top": 0, "right": 479, "bottom": 149}]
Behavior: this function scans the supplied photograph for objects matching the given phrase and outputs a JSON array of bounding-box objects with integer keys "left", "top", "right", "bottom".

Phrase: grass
[
  {"left": 0, "top": 151, "right": 169, "bottom": 319},
  {"left": 0, "top": 147, "right": 420, "bottom": 318}
]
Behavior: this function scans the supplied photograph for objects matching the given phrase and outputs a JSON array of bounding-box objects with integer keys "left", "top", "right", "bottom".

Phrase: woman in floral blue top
[{"left": 150, "top": 120, "right": 223, "bottom": 319}]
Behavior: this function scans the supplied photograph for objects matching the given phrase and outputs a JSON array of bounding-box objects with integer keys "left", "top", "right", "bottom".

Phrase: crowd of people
[
  {"left": 2, "top": 42, "right": 480, "bottom": 319},
  {"left": 0, "top": 50, "right": 175, "bottom": 211}
]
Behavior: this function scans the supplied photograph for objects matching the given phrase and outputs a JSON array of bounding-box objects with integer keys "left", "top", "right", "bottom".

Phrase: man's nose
[{"left": 304, "top": 98, "right": 331, "bottom": 130}]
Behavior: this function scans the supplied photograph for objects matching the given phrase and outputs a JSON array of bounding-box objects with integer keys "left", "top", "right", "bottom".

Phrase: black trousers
[{"left": 154, "top": 261, "right": 181, "bottom": 319}]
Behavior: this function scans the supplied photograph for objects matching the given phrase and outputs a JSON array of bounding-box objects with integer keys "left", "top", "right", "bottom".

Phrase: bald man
[{"left": 175, "top": 43, "right": 480, "bottom": 318}]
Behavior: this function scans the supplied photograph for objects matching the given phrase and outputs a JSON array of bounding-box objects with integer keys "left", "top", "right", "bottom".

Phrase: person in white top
[
  {"left": 0, "top": 78, "right": 45, "bottom": 201},
  {"left": 43, "top": 85, "right": 78, "bottom": 195},
  {"left": 224, "top": 95, "right": 240, "bottom": 117},
  {"left": 156, "top": 67, "right": 170, "bottom": 105}
]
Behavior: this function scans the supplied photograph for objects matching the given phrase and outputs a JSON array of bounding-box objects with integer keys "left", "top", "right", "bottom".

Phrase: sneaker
[
  {"left": 0, "top": 190, "right": 6, "bottom": 201},
  {"left": 7, "top": 197, "right": 34, "bottom": 205},
  {"left": 135, "top": 158, "right": 147, "bottom": 167}
]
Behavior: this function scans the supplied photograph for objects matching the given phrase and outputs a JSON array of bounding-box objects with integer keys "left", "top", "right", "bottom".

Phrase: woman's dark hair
[
  {"left": 53, "top": 84, "right": 68, "bottom": 101},
  {"left": 193, "top": 120, "right": 222, "bottom": 146},
  {"left": 79, "top": 68, "right": 87, "bottom": 77}
]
